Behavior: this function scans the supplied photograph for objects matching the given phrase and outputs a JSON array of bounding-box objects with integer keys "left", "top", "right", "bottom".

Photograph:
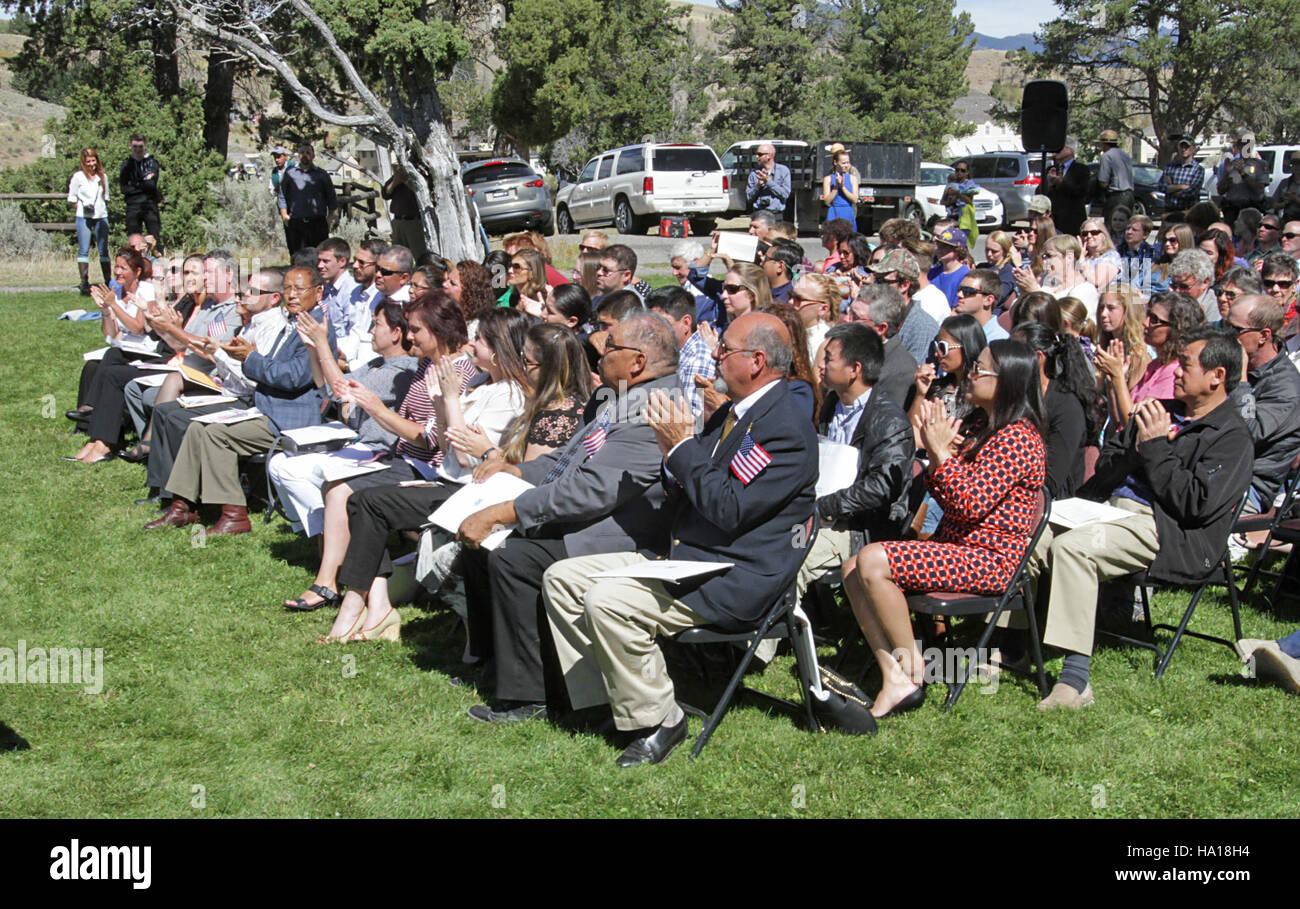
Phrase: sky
[{"left": 681, "top": 0, "right": 1060, "bottom": 38}]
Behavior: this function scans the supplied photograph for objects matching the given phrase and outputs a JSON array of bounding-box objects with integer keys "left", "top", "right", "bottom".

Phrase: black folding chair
[
  {"left": 904, "top": 487, "right": 1053, "bottom": 710},
  {"left": 1100, "top": 491, "right": 1249, "bottom": 678},
  {"left": 673, "top": 579, "right": 821, "bottom": 759},
  {"left": 1234, "top": 451, "right": 1300, "bottom": 601}
]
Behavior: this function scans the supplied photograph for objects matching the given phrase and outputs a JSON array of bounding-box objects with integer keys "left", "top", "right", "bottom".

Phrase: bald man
[
  {"left": 746, "top": 143, "right": 791, "bottom": 217},
  {"left": 543, "top": 311, "right": 819, "bottom": 767}
]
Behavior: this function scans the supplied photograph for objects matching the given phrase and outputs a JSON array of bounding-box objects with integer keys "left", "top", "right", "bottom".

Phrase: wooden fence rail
[{"left": 0, "top": 192, "right": 75, "bottom": 231}]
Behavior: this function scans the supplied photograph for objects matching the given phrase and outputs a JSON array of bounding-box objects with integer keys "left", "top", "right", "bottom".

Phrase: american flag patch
[
  {"left": 730, "top": 430, "right": 771, "bottom": 484},
  {"left": 581, "top": 412, "right": 611, "bottom": 457}
]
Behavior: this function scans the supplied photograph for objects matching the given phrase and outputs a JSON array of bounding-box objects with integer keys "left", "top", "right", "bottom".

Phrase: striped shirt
[{"left": 393, "top": 355, "right": 478, "bottom": 475}]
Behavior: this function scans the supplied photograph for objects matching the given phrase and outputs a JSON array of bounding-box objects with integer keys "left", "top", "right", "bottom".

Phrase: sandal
[
  {"left": 284, "top": 584, "right": 340, "bottom": 612},
  {"left": 119, "top": 443, "right": 151, "bottom": 463}
]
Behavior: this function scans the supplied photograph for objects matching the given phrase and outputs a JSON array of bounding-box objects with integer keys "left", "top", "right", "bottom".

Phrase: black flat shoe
[
  {"left": 119, "top": 443, "right": 150, "bottom": 463},
  {"left": 873, "top": 684, "right": 927, "bottom": 719},
  {"left": 66, "top": 409, "right": 92, "bottom": 422},
  {"left": 615, "top": 716, "right": 688, "bottom": 768},
  {"left": 467, "top": 701, "right": 547, "bottom": 724}
]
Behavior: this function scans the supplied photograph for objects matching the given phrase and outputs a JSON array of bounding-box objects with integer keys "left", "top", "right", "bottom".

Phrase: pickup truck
[{"left": 720, "top": 139, "right": 922, "bottom": 234}]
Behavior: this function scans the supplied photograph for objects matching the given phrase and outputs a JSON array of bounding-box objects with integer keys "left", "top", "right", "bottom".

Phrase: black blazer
[
  {"left": 816, "top": 389, "right": 915, "bottom": 544},
  {"left": 1046, "top": 158, "right": 1091, "bottom": 235},
  {"left": 659, "top": 379, "right": 819, "bottom": 631},
  {"left": 878, "top": 336, "right": 919, "bottom": 409}
]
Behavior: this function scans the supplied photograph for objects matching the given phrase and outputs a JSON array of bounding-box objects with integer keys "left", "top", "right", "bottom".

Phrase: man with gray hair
[
  {"left": 669, "top": 239, "right": 723, "bottom": 327},
  {"left": 1169, "top": 249, "right": 1218, "bottom": 323},
  {"left": 543, "top": 311, "right": 818, "bottom": 766},
  {"left": 849, "top": 283, "right": 919, "bottom": 406},
  {"left": 454, "top": 310, "right": 683, "bottom": 724},
  {"left": 746, "top": 143, "right": 791, "bottom": 218}
]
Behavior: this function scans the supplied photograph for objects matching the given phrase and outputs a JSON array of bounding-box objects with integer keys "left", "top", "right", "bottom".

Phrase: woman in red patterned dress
[{"left": 841, "top": 339, "right": 1047, "bottom": 718}]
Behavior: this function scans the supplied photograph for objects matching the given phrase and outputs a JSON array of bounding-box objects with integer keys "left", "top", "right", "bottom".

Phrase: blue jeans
[
  {"left": 76, "top": 216, "right": 110, "bottom": 265},
  {"left": 1279, "top": 630, "right": 1300, "bottom": 659}
]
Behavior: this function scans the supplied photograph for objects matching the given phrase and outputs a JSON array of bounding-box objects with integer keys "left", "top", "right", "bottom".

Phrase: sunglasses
[
  {"left": 1145, "top": 311, "right": 1171, "bottom": 326},
  {"left": 1080, "top": 230, "right": 1104, "bottom": 237},
  {"left": 1169, "top": 281, "right": 1198, "bottom": 293},
  {"left": 722, "top": 283, "right": 749, "bottom": 294},
  {"left": 1283, "top": 233, "right": 1300, "bottom": 240},
  {"left": 969, "top": 363, "right": 999, "bottom": 379},
  {"left": 955, "top": 286, "right": 985, "bottom": 297},
  {"left": 1260, "top": 224, "right": 1280, "bottom": 231},
  {"left": 1263, "top": 278, "right": 1295, "bottom": 288},
  {"left": 928, "top": 340, "right": 953, "bottom": 357},
  {"left": 508, "top": 262, "right": 529, "bottom": 271},
  {"left": 1227, "top": 322, "right": 1264, "bottom": 337},
  {"left": 376, "top": 266, "right": 405, "bottom": 277}
]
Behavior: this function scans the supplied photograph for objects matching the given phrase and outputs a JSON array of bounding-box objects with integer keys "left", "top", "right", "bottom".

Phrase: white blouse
[
  {"left": 67, "top": 171, "right": 109, "bottom": 220},
  {"left": 436, "top": 379, "right": 527, "bottom": 483}
]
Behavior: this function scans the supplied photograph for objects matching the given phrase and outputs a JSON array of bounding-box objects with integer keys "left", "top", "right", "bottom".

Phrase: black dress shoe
[
  {"left": 615, "top": 716, "right": 688, "bottom": 768},
  {"left": 467, "top": 701, "right": 547, "bottom": 724},
  {"left": 873, "top": 684, "right": 927, "bottom": 719},
  {"left": 66, "top": 409, "right": 91, "bottom": 422}
]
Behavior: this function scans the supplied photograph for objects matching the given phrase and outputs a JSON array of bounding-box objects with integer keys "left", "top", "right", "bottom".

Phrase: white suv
[{"left": 555, "top": 143, "right": 728, "bottom": 235}]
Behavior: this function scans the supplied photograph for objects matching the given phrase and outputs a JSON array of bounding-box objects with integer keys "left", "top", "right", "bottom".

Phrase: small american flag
[
  {"left": 581, "top": 411, "right": 611, "bottom": 457},
  {"left": 730, "top": 430, "right": 771, "bottom": 484},
  {"left": 207, "top": 313, "right": 228, "bottom": 339}
]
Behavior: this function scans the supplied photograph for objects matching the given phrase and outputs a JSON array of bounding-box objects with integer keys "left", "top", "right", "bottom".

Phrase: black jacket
[
  {"left": 1081, "top": 396, "right": 1253, "bottom": 583},
  {"left": 119, "top": 154, "right": 161, "bottom": 205},
  {"left": 878, "top": 336, "right": 918, "bottom": 410},
  {"left": 1046, "top": 157, "right": 1090, "bottom": 235},
  {"left": 815, "top": 389, "right": 914, "bottom": 545},
  {"left": 1229, "top": 348, "right": 1300, "bottom": 502}
]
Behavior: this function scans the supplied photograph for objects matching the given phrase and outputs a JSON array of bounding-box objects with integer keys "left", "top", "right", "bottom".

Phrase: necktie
[{"left": 720, "top": 408, "right": 738, "bottom": 444}]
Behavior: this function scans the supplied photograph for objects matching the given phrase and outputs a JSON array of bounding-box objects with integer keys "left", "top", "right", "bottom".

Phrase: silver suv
[
  {"left": 555, "top": 143, "right": 728, "bottom": 235},
  {"left": 951, "top": 152, "right": 1045, "bottom": 224},
  {"left": 461, "top": 157, "right": 552, "bottom": 234}
]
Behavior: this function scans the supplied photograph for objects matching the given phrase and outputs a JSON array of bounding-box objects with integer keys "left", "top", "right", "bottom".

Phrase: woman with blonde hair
[
  {"left": 1056, "top": 295, "right": 1097, "bottom": 361},
  {"left": 67, "top": 147, "right": 112, "bottom": 294},
  {"left": 1152, "top": 222, "right": 1195, "bottom": 292},
  {"left": 1093, "top": 284, "right": 1150, "bottom": 392},
  {"left": 720, "top": 261, "right": 773, "bottom": 320},
  {"left": 1079, "top": 216, "right": 1121, "bottom": 289},
  {"left": 979, "top": 229, "right": 1017, "bottom": 307},
  {"left": 791, "top": 271, "right": 840, "bottom": 361},
  {"left": 1015, "top": 234, "right": 1099, "bottom": 309},
  {"left": 570, "top": 249, "right": 601, "bottom": 297},
  {"left": 1095, "top": 289, "right": 1202, "bottom": 428},
  {"left": 506, "top": 247, "right": 548, "bottom": 313}
]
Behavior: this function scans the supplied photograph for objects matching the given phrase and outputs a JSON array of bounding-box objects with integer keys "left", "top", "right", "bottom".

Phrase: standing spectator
[
  {"left": 1044, "top": 137, "right": 1090, "bottom": 236},
  {"left": 746, "top": 143, "right": 791, "bottom": 216},
  {"left": 118, "top": 133, "right": 161, "bottom": 249},
  {"left": 820, "top": 149, "right": 858, "bottom": 225},
  {"left": 277, "top": 143, "right": 338, "bottom": 255},
  {"left": 1096, "top": 129, "right": 1135, "bottom": 226},
  {"left": 268, "top": 145, "right": 290, "bottom": 196},
  {"left": 1272, "top": 152, "right": 1300, "bottom": 224},
  {"left": 1158, "top": 137, "right": 1204, "bottom": 220},
  {"left": 942, "top": 161, "right": 980, "bottom": 249},
  {"left": 68, "top": 147, "right": 111, "bottom": 295},
  {"left": 1216, "top": 129, "right": 1269, "bottom": 226},
  {"left": 382, "top": 167, "right": 427, "bottom": 261},
  {"left": 1248, "top": 214, "right": 1283, "bottom": 265}
]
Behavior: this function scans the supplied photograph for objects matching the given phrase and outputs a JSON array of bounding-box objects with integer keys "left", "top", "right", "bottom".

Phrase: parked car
[
  {"left": 909, "top": 162, "right": 1004, "bottom": 231},
  {"left": 1083, "top": 162, "right": 1167, "bottom": 219},
  {"left": 949, "top": 152, "right": 1044, "bottom": 223},
  {"left": 554, "top": 143, "right": 728, "bottom": 235},
  {"left": 461, "top": 157, "right": 552, "bottom": 234}
]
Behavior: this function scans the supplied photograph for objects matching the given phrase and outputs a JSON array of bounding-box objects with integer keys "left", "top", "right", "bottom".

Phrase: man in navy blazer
[
  {"left": 150, "top": 265, "right": 333, "bottom": 536},
  {"left": 543, "top": 311, "right": 819, "bottom": 766}
]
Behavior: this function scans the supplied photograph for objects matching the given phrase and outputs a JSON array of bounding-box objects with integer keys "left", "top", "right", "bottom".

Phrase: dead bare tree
[{"left": 165, "top": 0, "right": 484, "bottom": 260}]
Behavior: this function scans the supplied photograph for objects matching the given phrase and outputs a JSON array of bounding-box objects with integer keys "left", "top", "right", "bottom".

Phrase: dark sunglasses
[
  {"left": 1283, "top": 233, "right": 1300, "bottom": 240},
  {"left": 1080, "top": 229, "right": 1104, "bottom": 237},
  {"left": 1145, "top": 311, "right": 1171, "bottom": 326},
  {"left": 722, "top": 283, "right": 749, "bottom": 294},
  {"left": 1263, "top": 277, "right": 1295, "bottom": 288},
  {"left": 955, "top": 285, "right": 985, "bottom": 297},
  {"left": 1260, "top": 223, "right": 1281, "bottom": 231},
  {"left": 376, "top": 266, "right": 405, "bottom": 277}
]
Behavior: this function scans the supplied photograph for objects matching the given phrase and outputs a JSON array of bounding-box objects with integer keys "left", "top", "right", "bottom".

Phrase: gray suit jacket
[{"left": 513, "top": 373, "right": 678, "bottom": 557}]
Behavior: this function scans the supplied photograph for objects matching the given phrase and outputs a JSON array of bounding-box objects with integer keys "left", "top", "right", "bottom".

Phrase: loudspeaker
[{"left": 1021, "top": 80, "right": 1068, "bottom": 153}]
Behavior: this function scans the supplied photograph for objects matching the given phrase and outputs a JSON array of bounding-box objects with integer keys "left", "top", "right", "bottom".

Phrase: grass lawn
[{"left": 1, "top": 290, "right": 1297, "bottom": 818}]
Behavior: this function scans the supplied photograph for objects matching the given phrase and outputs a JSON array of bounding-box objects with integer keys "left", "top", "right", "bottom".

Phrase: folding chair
[
  {"left": 673, "top": 579, "right": 822, "bottom": 759},
  {"left": 1234, "top": 451, "right": 1300, "bottom": 600},
  {"left": 1099, "top": 490, "right": 1249, "bottom": 678},
  {"left": 904, "top": 487, "right": 1053, "bottom": 710}
]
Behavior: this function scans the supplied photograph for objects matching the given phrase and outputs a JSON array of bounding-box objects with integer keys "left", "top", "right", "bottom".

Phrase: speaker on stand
[{"left": 1021, "top": 80, "right": 1069, "bottom": 201}]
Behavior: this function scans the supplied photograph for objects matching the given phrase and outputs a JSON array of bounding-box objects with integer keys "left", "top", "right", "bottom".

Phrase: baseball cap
[
  {"left": 1009, "top": 218, "right": 1034, "bottom": 230},
  {"left": 934, "top": 227, "right": 968, "bottom": 249},
  {"left": 1176, "top": 137, "right": 1195, "bottom": 149},
  {"left": 272, "top": 145, "right": 288, "bottom": 155},
  {"left": 1027, "top": 195, "right": 1053, "bottom": 215},
  {"left": 867, "top": 249, "right": 920, "bottom": 280}
]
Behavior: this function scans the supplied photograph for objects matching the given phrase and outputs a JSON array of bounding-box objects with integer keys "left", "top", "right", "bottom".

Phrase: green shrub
[{"left": 0, "top": 201, "right": 58, "bottom": 257}]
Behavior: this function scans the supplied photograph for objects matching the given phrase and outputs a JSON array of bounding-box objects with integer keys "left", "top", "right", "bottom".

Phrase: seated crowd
[{"left": 64, "top": 208, "right": 1300, "bottom": 766}]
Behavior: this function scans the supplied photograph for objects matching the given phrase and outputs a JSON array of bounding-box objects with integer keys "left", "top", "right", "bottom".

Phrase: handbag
[{"left": 810, "top": 665, "right": 878, "bottom": 736}]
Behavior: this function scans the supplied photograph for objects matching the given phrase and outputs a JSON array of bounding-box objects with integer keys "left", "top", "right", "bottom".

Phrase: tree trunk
[
  {"left": 403, "top": 117, "right": 483, "bottom": 263},
  {"left": 203, "top": 50, "right": 237, "bottom": 159},
  {"left": 151, "top": 19, "right": 181, "bottom": 98}
]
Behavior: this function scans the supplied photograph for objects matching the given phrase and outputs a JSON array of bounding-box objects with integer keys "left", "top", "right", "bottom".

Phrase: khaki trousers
[
  {"left": 165, "top": 415, "right": 278, "bottom": 507},
  {"left": 542, "top": 552, "right": 707, "bottom": 732},
  {"left": 1042, "top": 498, "right": 1159, "bottom": 656},
  {"left": 795, "top": 528, "right": 852, "bottom": 599}
]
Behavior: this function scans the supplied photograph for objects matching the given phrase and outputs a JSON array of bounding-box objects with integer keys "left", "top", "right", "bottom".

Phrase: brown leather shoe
[
  {"left": 205, "top": 505, "right": 251, "bottom": 536},
  {"left": 144, "top": 499, "right": 198, "bottom": 530}
]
